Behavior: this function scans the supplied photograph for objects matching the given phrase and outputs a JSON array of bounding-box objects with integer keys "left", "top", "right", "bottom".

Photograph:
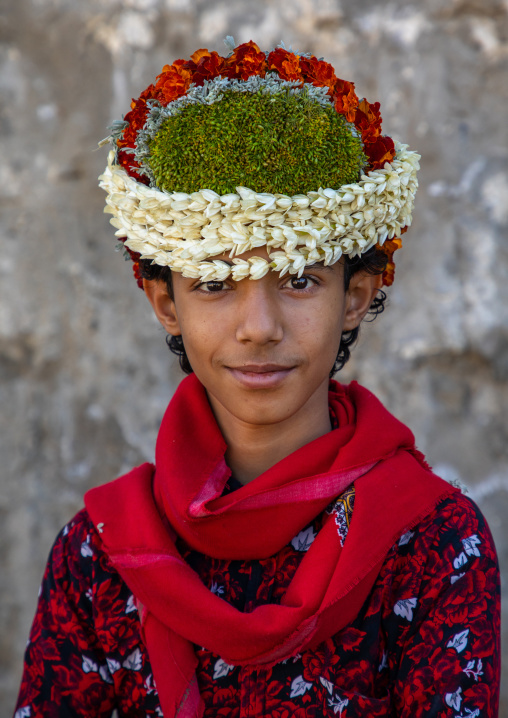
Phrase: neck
[{"left": 207, "top": 380, "right": 332, "bottom": 485}]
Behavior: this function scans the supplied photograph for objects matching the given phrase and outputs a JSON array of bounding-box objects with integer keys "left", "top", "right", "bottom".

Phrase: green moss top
[{"left": 147, "top": 89, "right": 366, "bottom": 196}]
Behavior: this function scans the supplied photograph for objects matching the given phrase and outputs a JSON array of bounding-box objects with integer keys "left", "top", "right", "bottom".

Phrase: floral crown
[{"left": 100, "top": 39, "right": 420, "bottom": 288}]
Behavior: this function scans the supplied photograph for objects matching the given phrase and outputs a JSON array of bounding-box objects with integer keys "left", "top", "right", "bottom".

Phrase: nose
[{"left": 235, "top": 279, "right": 284, "bottom": 346}]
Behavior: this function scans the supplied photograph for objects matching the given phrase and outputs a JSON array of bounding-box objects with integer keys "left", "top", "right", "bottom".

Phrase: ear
[
  {"left": 143, "top": 278, "right": 182, "bottom": 336},
  {"left": 343, "top": 272, "right": 383, "bottom": 331}
]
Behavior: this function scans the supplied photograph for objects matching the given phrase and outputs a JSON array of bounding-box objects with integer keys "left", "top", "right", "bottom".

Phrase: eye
[
  {"left": 283, "top": 275, "right": 317, "bottom": 290},
  {"left": 198, "top": 280, "right": 231, "bottom": 293},
  {"left": 290, "top": 276, "right": 309, "bottom": 290}
]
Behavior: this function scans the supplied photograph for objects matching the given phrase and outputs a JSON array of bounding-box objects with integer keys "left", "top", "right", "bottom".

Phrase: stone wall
[{"left": 1, "top": 0, "right": 507, "bottom": 710}]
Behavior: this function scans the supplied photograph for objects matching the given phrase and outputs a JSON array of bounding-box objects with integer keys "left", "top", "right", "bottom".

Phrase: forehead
[
  {"left": 210, "top": 246, "right": 342, "bottom": 268},
  {"left": 170, "top": 250, "right": 345, "bottom": 289}
]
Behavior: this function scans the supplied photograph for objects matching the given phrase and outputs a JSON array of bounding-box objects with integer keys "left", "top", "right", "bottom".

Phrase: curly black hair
[{"left": 140, "top": 246, "right": 387, "bottom": 376}]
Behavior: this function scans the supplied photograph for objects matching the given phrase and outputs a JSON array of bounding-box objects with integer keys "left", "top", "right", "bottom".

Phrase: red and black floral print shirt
[{"left": 14, "top": 485, "right": 500, "bottom": 717}]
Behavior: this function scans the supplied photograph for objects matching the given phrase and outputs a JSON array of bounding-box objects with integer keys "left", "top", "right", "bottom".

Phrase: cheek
[
  {"left": 297, "top": 301, "right": 344, "bottom": 360},
  {"left": 177, "top": 306, "right": 230, "bottom": 372},
  {"left": 176, "top": 312, "right": 210, "bottom": 360}
]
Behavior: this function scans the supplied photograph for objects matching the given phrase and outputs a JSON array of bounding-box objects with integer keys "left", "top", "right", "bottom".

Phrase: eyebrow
[
  {"left": 211, "top": 259, "right": 336, "bottom": 272},
  {"left": 307, "top": 262, "right": 335, "bottom": 272}
]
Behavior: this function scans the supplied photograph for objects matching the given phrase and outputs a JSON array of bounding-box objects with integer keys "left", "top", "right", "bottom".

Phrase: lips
[
  {"left": 230, "top": 364, "right": 293, "bottom": 373},
  {"left": 226, "top": 363, "right": 296, "bottom": 389}
]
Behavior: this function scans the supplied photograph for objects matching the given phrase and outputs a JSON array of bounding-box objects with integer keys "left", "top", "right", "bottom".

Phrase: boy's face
[{"left": 145, "top": 249, "right": 378, "bottom": 427}]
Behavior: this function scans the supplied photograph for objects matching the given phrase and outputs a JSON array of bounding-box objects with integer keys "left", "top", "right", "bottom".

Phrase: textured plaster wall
[{"left": 1, "top": 0, "right": 507, "bottom": 711}]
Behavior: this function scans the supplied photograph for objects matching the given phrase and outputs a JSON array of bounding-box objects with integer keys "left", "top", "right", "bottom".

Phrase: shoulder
[
  {"left": 51, "top": 507, "right": 102, "bottom": 556},
  {"left": 390, "top": 490, "right": 499, "bottom": 580},
  {"left": 45, "top": 507, "right": 114, "bottom": 588},
  {"left": 379, "top": 491, "right": 500, "bottom": 619},
  {"left": 403, "top": 491, "right": 498, "bottom": 566},
  {"left": 41, "top": 507, "right": 138, "bottom": 634}
]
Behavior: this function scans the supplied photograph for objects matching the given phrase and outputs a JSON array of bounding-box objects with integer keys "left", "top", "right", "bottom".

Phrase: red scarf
[{"left": 85, "top": 375, "right": 456, "bottom": 718}]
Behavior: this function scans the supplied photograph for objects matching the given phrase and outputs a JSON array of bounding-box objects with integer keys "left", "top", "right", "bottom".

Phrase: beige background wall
[{"left": 1, "top": 0, "right": 507, "bottom": 711}]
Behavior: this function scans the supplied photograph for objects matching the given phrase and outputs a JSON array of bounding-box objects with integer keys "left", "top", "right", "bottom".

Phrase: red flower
[
  {"left": 463, "top": 682, "right": 493, "bottom": 709},
  {"left": 468, "top": 617, "right": 498, "bottom": 658},
  {"left": 16, "top": 657, "right": 44, "bottom": 704},
  {"left": 189, "top": 48, "right": 211, "bottom": 64},
  {"left": 117, "top": 150, "right": 149, "bottom": 185},
  {"left": 267, "top": 47, "right": 302, "bottom": 81},
  {"left": 406, "top": 622, "right": 443, "bottom": 663},
  {"left": 76, "top": 680, "right": 115, "bottom": 712},
  {"left": 117, "top": 670, "right": 148, "bottom": 711},
  {"left": 31, "top": 633, "right": 62, "bottom": 664},
  {"left": 50, "top": 664, "right": 79, "bottom": 697},
  {"left": 354, "top": 98, "right": 382, "bottom": 143},
  {"left": 434, "top": 569, "right": 489, "bottom": 626},
  {"left": 364, "top": 135, "right": 396, "bottom": 170},
  {"left": 100, "top": 618, "right": 139, "bottom": 652},
  {"left": 240, "top": 672, "right": 281, "bottom": 713},
  {"left": 302, "top": 639, "right": 340, "bottom": 681},
  {"left": 120, "top": 83, "right": 156, "bottom": 148},
  {"left": 225, "top": 41, "right": 266, "bottom": 80},
  {"left": 268, "top": 709, "right": 297, "bottom": 718},
  {"left": 364, "top": 581, "right": 386, "bottom": 618},
  {"left": 336, "top": 626, "right": 366, "bottom": 652},
  {"left": 269, "top": 709, "right": 309, "bottom": 718},
  {"left": 355, "top": 694, "right": 392, "bottom": 717},
  {"left": 396, "top": 665, "right": 435, "bottom": 713},
  {"left": 132, "top": 261, "right": 143, "bottom": 289},
  {"left": 392, "top": 548, "right": 428, "bottom": 598},
  {"left": 154, "top": 59, "right": 193, "bottom": 105},
  {"left": 299, "top": 56, "right": 337, "bottom": 94},
  {"left": 211, "top": 685, "right": 241, "bottom": 718},
  {"left": 265, "top": 679, "right": 286, "bottom": 711},
  {"left": 120, "top": 245, "right": 144, "bottom": 289},
  {"left": 339, "top": 659, "right": 374, "bottom": 694},
  {"left": 187, "top": 50, "right": 227, "bottom": 86},
  {"left": 424, "top": 543, "right": 458, "bottom": 584},
  {"left": 273, "top": 548, "right": 300, "bottom": 598},
  {"left": 426, "top": 646, "right": 463, "bottom": 689},
  {"left": 47, "top": 599, "right": 91, "bottom": 653},
  {"left": 333, "top": 78, "right": 359, "bottom": 122}
]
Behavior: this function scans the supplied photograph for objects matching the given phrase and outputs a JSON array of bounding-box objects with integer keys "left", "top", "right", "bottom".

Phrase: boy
[{"left": 14, "top": 40, "right": 500, "bottom": 717}]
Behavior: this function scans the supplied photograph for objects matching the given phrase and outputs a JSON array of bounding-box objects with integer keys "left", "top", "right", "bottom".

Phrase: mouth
[{"left": 226, "top": 363, "right": 296, "bottom": 389}]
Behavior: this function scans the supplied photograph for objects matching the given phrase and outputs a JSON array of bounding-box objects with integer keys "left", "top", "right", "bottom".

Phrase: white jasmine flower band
[{"left": 100, "top": 142, "right": 419, "bottom": 282}]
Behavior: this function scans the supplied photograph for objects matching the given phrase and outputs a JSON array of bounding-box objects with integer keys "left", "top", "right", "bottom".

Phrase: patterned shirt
[{"left": 14, "top": 486, "right": 500, "bottom": 718}]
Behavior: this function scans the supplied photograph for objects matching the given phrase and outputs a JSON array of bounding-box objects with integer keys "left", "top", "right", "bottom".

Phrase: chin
[
  {"left": 232, "top": 405, "right": 295, "bottom": 426},
  {"left": 224, "top": 388, "right": 306, "bottom": 425}
]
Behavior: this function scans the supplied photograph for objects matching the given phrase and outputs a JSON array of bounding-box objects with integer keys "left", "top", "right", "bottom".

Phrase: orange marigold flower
[
  {"left": 139, "top": 83, "right": 156, "bottom": 103},
  {"left": 225, "top": 41, "right": 266, "bottom": 80},
  {"left": 154, "top": 59, "right": 193, "bottom": 106},
  {"left": 299, "top": 56, "right": 337, "bottom": 94},
  {"left": 120, "top": 98, "right": 152, "bottom": 147},
  {"left": 378, "top": 237, "right": 403, "bottom": 286},
  {"left": 188, "top": 51, "right": 227, "bottom": 86},
  {"left": 267, "top": 47, "right": 302, "bottom": 82},
  {"left": 364, "top": 135, "right": 396, "bottom": 170},
  {"left": 382, "top": 261, "right": 396, "bottom": 286},
  {"left": 120, "top": 83, "right": 156, "bottom": 147},
  {"left": 333, "top": 78, "right": 359, "bottom": 122},
  {"left": 190, "top": 48, "right": 211, "bottom": 64},
  {"left": 354, "top": 99, "right": 382, "bottom": 143},
  {"left": 121, "top": 109, "right": 148, "bottom": 146}
]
